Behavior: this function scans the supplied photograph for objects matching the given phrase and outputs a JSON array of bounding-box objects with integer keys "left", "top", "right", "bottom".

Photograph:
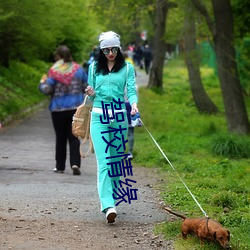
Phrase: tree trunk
[
  {"left": 212, "top": 0, "right": 250, "bottom": 134},
  {"left": 147, "top": 0, "right": 169, "bottom": 89},
  {"left": 184, "top": 4, "right": 218, "bottom": 114},
  {"left": 191, "top": 0, "right": 250, "bottom": 134}
]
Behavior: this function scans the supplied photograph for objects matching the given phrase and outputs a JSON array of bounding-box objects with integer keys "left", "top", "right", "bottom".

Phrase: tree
[
  {"left": 184, "top": 1, "right": 218, "bottom": 114},
  {"left": 232, "top": 0, "right": 250, "bottom": 40},
  {"left": 232, "top": 0, "right": 250, "bottom": 96},
  {"left": 91, "top": 0, "right": 155, "bottom": 48},
  {"left": 148, "top": 0, "right": 177, "bottom": 89},
  {"left": 0, "top": 0, "right": 98, "bottom": 66},
  {"left": 191, "top": 0, "right": 250, "bottom": 134}
]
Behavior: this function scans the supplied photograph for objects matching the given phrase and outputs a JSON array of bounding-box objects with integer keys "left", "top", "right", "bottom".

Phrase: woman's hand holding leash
[
  {"left": 131, "top": 103, "right": 138, "bottom": 116},
  {"left": 85, "top": 86, "right": 95, "bottom": 97}
]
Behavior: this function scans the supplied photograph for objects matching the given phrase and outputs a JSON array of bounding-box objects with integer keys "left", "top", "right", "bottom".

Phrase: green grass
[
  {"left": 133, "top": 58, "right": 250, "bottom": 250},
  {"left": 0, "top": 60, "right": 50, "bottom": 123}
]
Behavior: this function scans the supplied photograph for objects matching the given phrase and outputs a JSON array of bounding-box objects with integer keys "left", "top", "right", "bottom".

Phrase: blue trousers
[{"left": 90, "top": 110, "right": 128, "bottom": 212}]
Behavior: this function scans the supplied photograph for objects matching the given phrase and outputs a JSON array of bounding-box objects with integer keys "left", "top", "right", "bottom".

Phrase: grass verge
[
  {"left": 0, "top": 60, "right": 50, "bottom": 125},
  {"left": 133, "top": 58, "right": 250, "bottom": 250}
]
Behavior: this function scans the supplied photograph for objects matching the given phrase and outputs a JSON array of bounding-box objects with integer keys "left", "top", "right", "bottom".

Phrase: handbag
[{"left": 72, "top": 95, "right": 94, "bottom": 158}]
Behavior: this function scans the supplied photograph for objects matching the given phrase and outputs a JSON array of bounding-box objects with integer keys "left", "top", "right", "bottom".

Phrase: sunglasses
[{"left": 102, "top": 47, "right": 119, "bottom": 55}]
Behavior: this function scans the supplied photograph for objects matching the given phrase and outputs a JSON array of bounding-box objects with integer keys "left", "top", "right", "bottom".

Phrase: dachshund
[{"left": 162, "top": 206, "right": 231, "bottom": 249}]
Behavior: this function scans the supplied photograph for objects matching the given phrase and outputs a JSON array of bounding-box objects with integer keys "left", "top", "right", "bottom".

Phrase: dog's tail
[{"left": 162, "top": 206, "right": 187, "bottom": 220}]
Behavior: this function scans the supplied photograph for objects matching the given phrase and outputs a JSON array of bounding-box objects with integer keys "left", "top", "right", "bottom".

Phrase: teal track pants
[{"left": 90, "top": 110, "right": 128, "bottom": 212}]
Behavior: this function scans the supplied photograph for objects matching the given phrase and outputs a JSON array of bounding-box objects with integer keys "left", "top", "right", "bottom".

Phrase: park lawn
[{"left": 133, "top": 58, "right": 250, "bottom": 250}]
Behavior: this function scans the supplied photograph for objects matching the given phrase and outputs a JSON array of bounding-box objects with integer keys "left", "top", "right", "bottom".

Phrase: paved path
[
  {"left": 135, "top": 68, "right": 149, "bottom": 88},
  {"left": 0, "top": 105, "right": 164, "bottom": 221},
  {"left": 0, "top": 68, "right": 152, "bottom": 221},
  {"left": 0, "top": 70, "right": 173, "bottom": 249}
]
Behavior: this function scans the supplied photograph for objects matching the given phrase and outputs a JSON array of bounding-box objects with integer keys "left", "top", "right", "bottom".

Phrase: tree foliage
[
  {"left": 91, "top": 0, "right": 155, "bottom": 46},
  {"left": 0, "top": 0, "right": 99, "bottom": 67},
  {"left": 232, "top": 0, "right": 250, "bottom": 39},
  {"left": 190, "top": 0, "right": 250, "bottom": 134},
  {"left": 232, "top": 0, "right": 250, "bottom": 95},
  {"left": 0, "top": 0, "right": 249, "bottom": 134},
  {"left": 164, "top": 2, "right": 184, "bottom": 44}
]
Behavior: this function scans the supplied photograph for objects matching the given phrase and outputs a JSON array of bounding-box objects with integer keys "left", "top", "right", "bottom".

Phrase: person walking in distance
[
  {"left": 143, "top": 44, "right": 152, "bottom": 74},
  {"left": 85, "top": 31, "right": 138, "bottom": 223},
  {"left": 39, "top": 45, "right": 88, "bottom": 175}
]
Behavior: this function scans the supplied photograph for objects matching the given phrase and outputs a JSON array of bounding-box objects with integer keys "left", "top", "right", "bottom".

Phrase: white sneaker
[
  {"left": 127, "top": 153, "right": 133, "bottom": 159},
  {"left": 53, "top": 168, "right": 64, "bottom": 173},
  {"left": 105, "top": 207, "right": 117, "bottom": 223}
]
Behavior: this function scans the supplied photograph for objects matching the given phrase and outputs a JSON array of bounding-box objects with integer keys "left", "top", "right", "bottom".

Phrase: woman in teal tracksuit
[{"left": 86, "top": 31, "right": 138, "bottom": 223}]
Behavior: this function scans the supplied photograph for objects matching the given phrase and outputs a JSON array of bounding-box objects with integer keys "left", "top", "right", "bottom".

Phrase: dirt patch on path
[
  {"left": 0, "top": 166, "right": 173, "bottom": 250},
  {"left": 0, "top": 217, "right": 173, "bottom": 249}
]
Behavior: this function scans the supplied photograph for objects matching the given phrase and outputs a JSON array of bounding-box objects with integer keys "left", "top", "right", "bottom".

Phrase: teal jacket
[{"left": 87, "top": 62, "right": 138, "bottom": 109}]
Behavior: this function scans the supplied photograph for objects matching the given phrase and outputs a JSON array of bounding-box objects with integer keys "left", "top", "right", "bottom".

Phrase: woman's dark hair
[
  {"left": 95, "top": 48, "right": 126, "bottom": 75},
  {"left": 54, "top": 45, "right": 73, "bottom": 63}
]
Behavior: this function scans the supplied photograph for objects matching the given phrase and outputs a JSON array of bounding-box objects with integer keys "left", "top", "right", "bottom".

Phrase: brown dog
[{"left": 162, "top": 207, "right": 231, "bottom": 249}]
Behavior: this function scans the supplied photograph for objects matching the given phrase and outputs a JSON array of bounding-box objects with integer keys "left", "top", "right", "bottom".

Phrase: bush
[{"left": 210, "top": 135, "right": 250, "bottom": 159}]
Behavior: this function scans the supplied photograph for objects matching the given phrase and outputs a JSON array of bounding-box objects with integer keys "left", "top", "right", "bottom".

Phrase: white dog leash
[{"left": 139, "top": 118, "right": 209, "bottom": 218}]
